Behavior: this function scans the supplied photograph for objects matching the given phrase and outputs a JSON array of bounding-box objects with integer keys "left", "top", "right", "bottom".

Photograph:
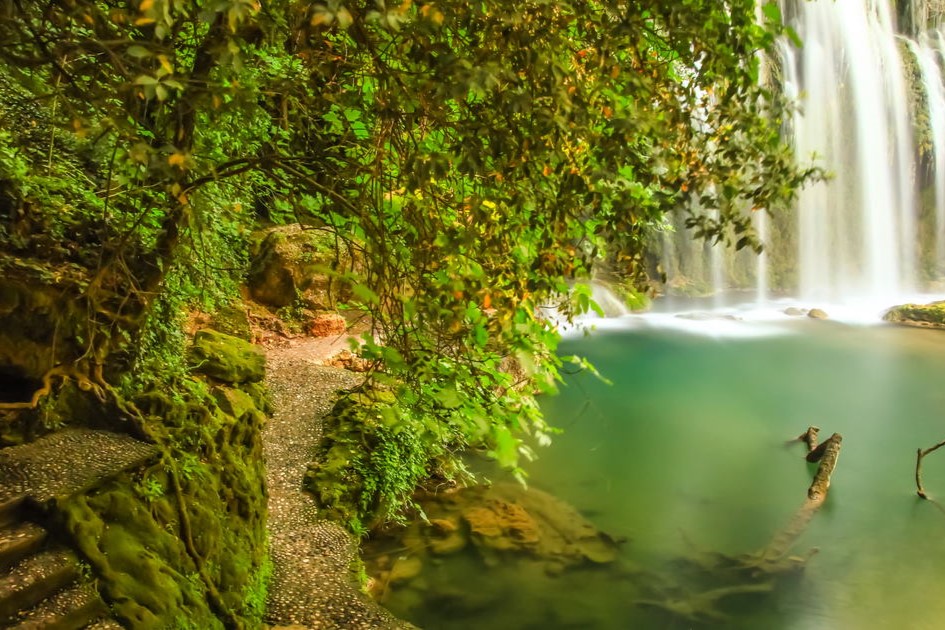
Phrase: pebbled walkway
[
  {"left": 263, "top": 338, "right": 409, "bottom": 629},
  {"left": 0, "top": 429, "right": 159, "bottom": 505}
]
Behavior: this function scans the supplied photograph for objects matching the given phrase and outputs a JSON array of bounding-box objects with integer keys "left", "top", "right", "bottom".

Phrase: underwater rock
[
  {"left": 388, "top": 556, "right": 424, "bottom": 584},
  {"left": 425, "top": 517, "right": 467, "bottom": 555},
  {"left": 424, "top": 482, "right": 620, "bottom": 567},
  {"left": 464, "top": 499, "right": 541, "bottom": 551},
  {"left": 807, "top": 308, "right": 829, "bottom": 320},
  {"left": 189, "top": 329, "right": 266, "bottom": 384},
  {"left": 883, "top": 300, "right": 945, "bottom": 329}
]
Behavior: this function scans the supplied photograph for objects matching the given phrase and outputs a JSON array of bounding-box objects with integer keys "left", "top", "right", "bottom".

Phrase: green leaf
[
  {"left": 352, "top": 284, "right": 380, "bottom": 305},
  {"left": 127, "top": 45, "right": 152, "bottom": 59}
]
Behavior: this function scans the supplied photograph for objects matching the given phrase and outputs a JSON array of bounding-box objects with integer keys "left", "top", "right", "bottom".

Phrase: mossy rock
[
  {"left": 883, "top": 301, "right": 945, "bottom": 329},
  {"left": 247, "top": 225, "right": 353, "bottom": 308},
  {"left": 210, "top": 304, "right": 252, "bottom": 341},
  {"left": 56, "top": 376, "right": 269, "bottom": 629},
  {"left": 303, "top": 385, "right": 439, "bottom": 529},
  {"left": 189, "top": 329, "right": 265, "bottom": 384}
]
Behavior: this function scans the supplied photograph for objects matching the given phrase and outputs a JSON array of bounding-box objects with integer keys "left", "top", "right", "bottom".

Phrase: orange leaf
[{"left": 168, "top": 152, "right": 188, "bottom": 168}]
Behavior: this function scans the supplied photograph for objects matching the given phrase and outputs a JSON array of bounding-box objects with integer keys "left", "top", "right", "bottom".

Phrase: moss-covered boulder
[
  {"left": 56, "top": 378, "right": 270, "bottom": 630},
  {"left": 189, "top": 329, "right": 265, "bottom": 384},
  {"left": 247, "top": 225, "right": 352, "bottom": 309},
  {"left": 883, "top": 300, "right": 945, "bottom": 329}
]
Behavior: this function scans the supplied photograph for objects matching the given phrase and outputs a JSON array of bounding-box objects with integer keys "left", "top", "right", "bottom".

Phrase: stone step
[
  {"left": 0, "top": 547, "right": 80, "bottom": 623},
  {"left": 0, "top": 521, "right": 47, "bottom": 572},
  {"left": 5, "top": 580, "right": 106, "bottom": 630},
  {"left": 0, "top": 429, "right": 160, "bottom": 509}
]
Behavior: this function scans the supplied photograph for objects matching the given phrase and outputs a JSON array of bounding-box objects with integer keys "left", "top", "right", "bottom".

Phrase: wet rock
[
  {"left": 388, "top": 556, "right": 423, "bottom": 584},
  {"left": 189, "top": 329, "right": 266, "bottom": 384},
  {"left": 784, "top": 307, "right": 808, "bottom": 317},
  {"left": 464, "top": 500, "right": 541, "bottom": 551},
  {"left": 807, "top": 308, "right": 829, "bottom": 320},
  {"left": 365, "top": 481, "right": 623, "bottom": 583},
  {"left": 883, "top": 300, "right": 945, "bottom": 329},
  {"left": 426, "top": 517, "right": 467, "bottom": 555}
]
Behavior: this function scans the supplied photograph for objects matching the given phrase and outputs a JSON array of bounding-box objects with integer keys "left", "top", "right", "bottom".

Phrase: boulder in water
[
  {"left": 883, "top": 301, "right": 945, "bottom": 329},
  {"left": 784, "top": 307, "right": 808, "bottom": 317},
  {"left": 807, "top": 308, "right": 829, "bottom": 320}
]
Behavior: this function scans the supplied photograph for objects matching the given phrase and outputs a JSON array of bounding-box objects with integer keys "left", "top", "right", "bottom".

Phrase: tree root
[
  {"left": 0, "top": 364, "right": 106, "bottom": 410},
  {"left": 636, "top": 581, "right": 773, "bottom": 624},
  {"left": 168, "top": 460, "right": 243, "bottom": 629}
]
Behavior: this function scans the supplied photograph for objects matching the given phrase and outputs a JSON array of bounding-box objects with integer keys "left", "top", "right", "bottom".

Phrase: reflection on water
[{"left": 373, "top": 319, "right": 945, "bottom": 629}]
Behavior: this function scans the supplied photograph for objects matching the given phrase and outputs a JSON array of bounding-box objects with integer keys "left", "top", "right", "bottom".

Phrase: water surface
[{"left": 381, "top": 319, "right": 945, "bottom": 629}]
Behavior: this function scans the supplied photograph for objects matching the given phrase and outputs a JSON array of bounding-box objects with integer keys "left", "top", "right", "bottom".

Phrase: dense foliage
[{"left": 0, "top": 1, "right": 815, "bottom": 517}]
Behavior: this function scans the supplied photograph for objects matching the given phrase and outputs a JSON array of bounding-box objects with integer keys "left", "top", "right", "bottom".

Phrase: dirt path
[{"left": 263, "top": 337, "right": 406, "bottom": 629}]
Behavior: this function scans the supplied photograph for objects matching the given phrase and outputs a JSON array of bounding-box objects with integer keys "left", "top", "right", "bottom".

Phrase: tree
[{"left": 0, "top": 0, "right": 815, "bottom": 519}]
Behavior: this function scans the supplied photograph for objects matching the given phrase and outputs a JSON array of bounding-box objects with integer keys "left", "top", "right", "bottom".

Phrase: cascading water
[
  {"left": 781, "top": 0, "right": 917, "bottom": 302},
  {"left": 658, "top": 0, "right": 945, "bottom": 311},
  {"left": 910, "top": 31, "right": 945, "bottom": 276},
  {"left": 754, "top": 209, "right": 769, "bottom": 304}
]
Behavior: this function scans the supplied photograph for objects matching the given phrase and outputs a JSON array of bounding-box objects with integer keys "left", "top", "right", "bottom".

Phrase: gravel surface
[
  {"left": 264, "top": 338, "right": 409, "bottom": 629},
  {"left": 0, "top": 429, "right": 158, "bottom": 504}
]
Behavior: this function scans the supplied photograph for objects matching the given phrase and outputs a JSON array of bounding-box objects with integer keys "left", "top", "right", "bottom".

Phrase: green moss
[
  {"left": 883, "top": 301, "right": 945, "bottom": 328},
  {"left": 188, "top": 329, "right": 266, "bottom": 384},
  {"left": 55, "top": 376, "right": 269, "bottom": 629}
]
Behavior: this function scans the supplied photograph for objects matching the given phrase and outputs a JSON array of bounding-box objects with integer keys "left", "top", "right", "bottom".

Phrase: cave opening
[{"left": 0, "top": 366, "right": 40, "bottom": 403}]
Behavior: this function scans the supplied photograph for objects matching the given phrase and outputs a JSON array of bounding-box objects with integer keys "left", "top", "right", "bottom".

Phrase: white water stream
[
  {"left": 785, "top": 0, "right": 917, "bottom": 301},
  {"left": 655, "top": 0, "right": 945, "bottom": 320}
]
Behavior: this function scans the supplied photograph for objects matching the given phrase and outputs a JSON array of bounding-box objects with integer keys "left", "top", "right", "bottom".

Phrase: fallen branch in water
[
  {"left": 791, "top": 426, "right": 820, "bottom": 455},
  {"left": 636, "top": 582, "right": 773, "bottom": 624},
  {"left": 738, "top": 432, "right": 842, "bottom": 576},
  {"left": 915, "top": 440, "right": 945, "bottom": 500}
]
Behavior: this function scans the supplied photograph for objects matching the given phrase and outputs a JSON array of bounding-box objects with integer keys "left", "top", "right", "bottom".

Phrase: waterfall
[
  {"left": 755, "top": 210, "right": 769, "bottom": 304},
  {"left": 910, "top": 33, "right": 945, "bottom": 275},
  {"left": 654, "top": 0, "right": 945, "bottom": 309},
  {"left": 782, "top": 0, "right": 918, "bottom": 302}
]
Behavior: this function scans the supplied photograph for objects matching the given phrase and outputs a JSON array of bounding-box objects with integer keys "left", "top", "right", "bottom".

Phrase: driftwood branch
[
  {"left": 915, "top": 440, "right": 945, "bottom": 500},
  {"left": 744, "top": 432, "right": 842, "bottom": 572},
  {"left": 636, "top": 582, "right": 773, "bottom": 624},
  {"left": 793, "top": 426, "right": 820, "bottom": 454},
  {"left": 808, "top": 433, "right": 841, "bottom": 503}
]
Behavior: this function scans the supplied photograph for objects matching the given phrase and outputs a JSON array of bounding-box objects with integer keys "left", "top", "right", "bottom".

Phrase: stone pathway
[
  {"left": 264, "top": 338, "right": 408, "bottom": 629},
  {"left": 0, "top": 429, "right": 156, "bottom": 628},
  {"left": 0, "top": 429, "right": 158, "bottom": 507}
]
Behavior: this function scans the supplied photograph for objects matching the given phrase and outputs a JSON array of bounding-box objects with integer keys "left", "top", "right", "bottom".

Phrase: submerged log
[
  {"left": 915, "top": 439, "right": 945, "bottom": 500},
  {"left": 650, "top": 430, "right": 842, "bottom": 623},
  {"left": 636, "top": 582, "right": 773, "bottom": 624},
  {"left": 740, "top": 432, "right": 842, "bottom": 575},
  {"left": 808, "top": 433, "right": 842, "bottom": 503},
  {"left": 794, "top": 426, "right": 820, "bottom": 455}
]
